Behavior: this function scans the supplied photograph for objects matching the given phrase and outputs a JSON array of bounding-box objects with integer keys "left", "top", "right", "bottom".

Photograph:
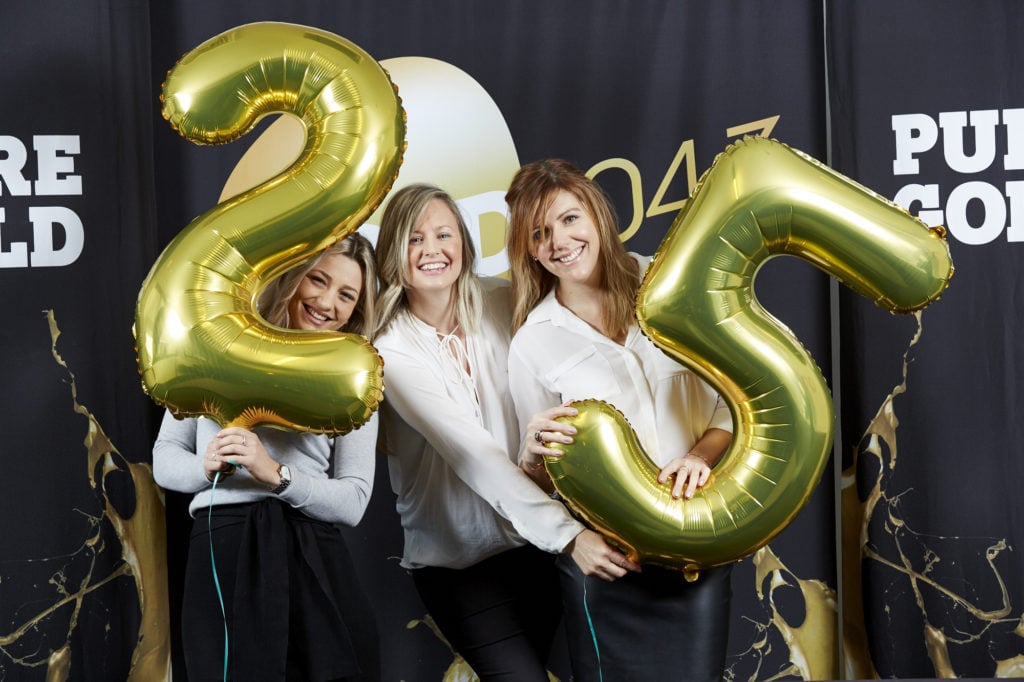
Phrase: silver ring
[
  {"left": 241, "top": 436, "right": 246, "bottom": 447},
  {"left": 534, "top": 431, "right": 543, "bottom": 443}
]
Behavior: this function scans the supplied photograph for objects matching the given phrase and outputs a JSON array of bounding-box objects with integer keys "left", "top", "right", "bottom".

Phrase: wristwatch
[{"left": 270, "top": 463, "right": 291, "bottom": 495}]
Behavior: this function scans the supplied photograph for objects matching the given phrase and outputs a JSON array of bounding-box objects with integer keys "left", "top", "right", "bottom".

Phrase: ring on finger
[
  {"left": 241, "top": 436, "right": 246, "bottom": 447},
  {"left": 534, "top": 431, "right": 543, "bottom": 443}
]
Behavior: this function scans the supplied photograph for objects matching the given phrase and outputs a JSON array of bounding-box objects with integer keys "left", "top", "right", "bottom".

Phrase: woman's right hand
[
  {"left": 519, "top": 404, "right": 579, "bottom": 492},
  {"left": 564, "top": 529, "right": 642, "bottom": 581},
  {"left": 520, "top": 403, "right": 579, "bottom": 468},
  {"left": 202, "top": 437, "right": 236, "bottom": 482}
]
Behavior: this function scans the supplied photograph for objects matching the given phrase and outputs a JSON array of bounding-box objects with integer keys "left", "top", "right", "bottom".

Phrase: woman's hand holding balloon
[
  {"left": 204, "top": 427, "right": 281, "bottom": 488},
  {"left": 564, "top": 529, "right": 641, "bottom": 582},
  {"left": 203, "top": 436, "right": 236, "bottom": 482},
  {"left": 657, "top": 454, "right": 711, "bottom": 500},
  {"left": 519, "top": 404, "right": 578, "bottom": 490},
  {"left": 657, "top": 427, "right": 730, "bottom": 499}
]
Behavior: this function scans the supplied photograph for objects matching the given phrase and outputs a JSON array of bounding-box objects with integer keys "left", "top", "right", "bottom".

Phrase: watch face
[{"left": 272, "top": 464, "right": 292, "bottom": 494}]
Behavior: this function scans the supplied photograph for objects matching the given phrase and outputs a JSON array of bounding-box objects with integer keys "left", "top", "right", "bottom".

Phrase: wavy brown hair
[
  {"left": 257, "top": 232, "right": 379, "bottom": 339},
  {"left": 505, "top": 159, "right": 639, "bottom": 336}
]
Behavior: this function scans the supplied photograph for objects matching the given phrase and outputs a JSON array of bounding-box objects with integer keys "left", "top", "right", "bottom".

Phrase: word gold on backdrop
[
  {"left": 546, "top": 137, "right": 954, "bottom": 576},
  {"left": 134, "top": 22, "right": 405, "bottom": 434}
]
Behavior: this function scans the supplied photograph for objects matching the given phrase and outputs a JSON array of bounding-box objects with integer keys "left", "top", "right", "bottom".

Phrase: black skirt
[
  {"left": 557, "top": 552, "right": 732, "bottom": 682},
  {"left": 181, "top": 499, "right": 380, "bottom": 682}
]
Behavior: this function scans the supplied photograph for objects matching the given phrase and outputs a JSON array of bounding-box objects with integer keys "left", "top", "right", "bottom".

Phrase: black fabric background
[
  {"left": 6, "top": 1, "right": 1014, "bottom": 680},
  {"left": 829, "top": 1, "right": 1024, "bottom": 678}
]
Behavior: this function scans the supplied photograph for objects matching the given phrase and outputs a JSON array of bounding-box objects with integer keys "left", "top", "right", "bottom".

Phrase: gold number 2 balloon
[
  {"left": 134, "top": 22, "right": 405, "bottom": 433},
  {"left": 546, "top": 137, "right": 953, "bottom": 575}
]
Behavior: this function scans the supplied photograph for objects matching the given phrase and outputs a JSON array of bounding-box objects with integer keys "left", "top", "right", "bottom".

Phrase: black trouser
[
  {"left": 557, "top": 553, "right": 732, "bottom": 682},
  {"left": 411, "top": 544, "right": 562, "bottom": 681}
]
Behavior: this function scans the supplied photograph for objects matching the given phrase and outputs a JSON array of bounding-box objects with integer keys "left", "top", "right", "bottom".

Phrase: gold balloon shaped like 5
[
  {"left": 546, "top": 137, "right": 953, "bottom": 574},
  {"left": 134, "top": 22, "right": 405, "bottom": 433}
]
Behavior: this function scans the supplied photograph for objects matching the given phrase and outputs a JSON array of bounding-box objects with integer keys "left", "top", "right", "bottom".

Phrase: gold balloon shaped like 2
[
  {"left": 546, "top": 137, "right": 954, "bottom": 576},
  {"left": 134, "top": 22, "right": 405, "bottom": 433}
]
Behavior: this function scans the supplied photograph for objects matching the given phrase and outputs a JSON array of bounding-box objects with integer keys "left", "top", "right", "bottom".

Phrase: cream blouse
[{"left": 375, "top": 277, "right": 585, "bottom": 569}]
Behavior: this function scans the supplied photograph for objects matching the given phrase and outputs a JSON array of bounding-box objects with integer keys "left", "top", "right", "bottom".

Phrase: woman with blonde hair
[
  {"left": 373, "top": 183, "right": 635, "bottom": 681},
  {"left": 506, "top": 159, "right": 734, "bottom": 682},
  {"left": 153, "top": 232, "right": 382, "bottom": 681}
]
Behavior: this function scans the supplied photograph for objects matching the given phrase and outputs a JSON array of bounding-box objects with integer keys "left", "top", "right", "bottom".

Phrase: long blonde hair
[
  {"left": 374, "top": 183, "right": 482, "bottom": 336},
  {"left": 505, "top": 159, "right": 638, "bottom": 337},
  {"left": 258, "top": 232, "right": 379, "bottom": 339}
]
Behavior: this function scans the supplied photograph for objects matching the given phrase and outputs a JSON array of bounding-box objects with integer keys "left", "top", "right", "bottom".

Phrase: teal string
[
  {"left": 582, "top": 576, "right": 603, "bottom": 681},
  {"left": 209, "top": 472, "right": 230, "bottom": 682}
]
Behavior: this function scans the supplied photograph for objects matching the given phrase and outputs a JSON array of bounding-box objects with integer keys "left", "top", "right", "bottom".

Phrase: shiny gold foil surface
[
  {"left": 549, "top": 137, "right": 953, "bottom": 572},
  {"left": 134, "top": 22, "right": 405, "bottom": 434}
]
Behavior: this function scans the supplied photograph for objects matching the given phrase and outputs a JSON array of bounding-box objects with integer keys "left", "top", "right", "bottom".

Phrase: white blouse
[
  {"left": 375, "top": 277, "right": 585, "bottom": 569},
  {"left": 508, "top": 255, "right": 733, "bottom": 468}
]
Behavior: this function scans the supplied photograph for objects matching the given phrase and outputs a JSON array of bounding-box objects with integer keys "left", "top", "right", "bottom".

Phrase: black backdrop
[
  {"left": 829, "top": 2, "right": 1024, "bottom": 679},
  {"left": 0, "top": 1, "right": 1018, "bottom": 680}
]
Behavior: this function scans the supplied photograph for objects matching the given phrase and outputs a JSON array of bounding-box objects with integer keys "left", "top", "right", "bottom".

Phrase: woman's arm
[
  {"left": 379, "top": 341, "right": 585, "bottom": 554},
  {"left": 152, "top": 411, "right": 210, "bottom": 493},
  {"left": 508, "top": 339, "right": 641, "bottom": 579},
  {"left": 689, "top": 427, "right": 732, "bottom": 467},
  {"left": 211, "top": 415, "right": 378, "bottom": 525},
  {"left": 657, "top": 427, "right": 733, "bottom": 500},
  {"left": 305, "top": 412, "right": 377, "bottom": 526},
  {"left": 507, "top": 341, "right": 566, "bottom": 492}
]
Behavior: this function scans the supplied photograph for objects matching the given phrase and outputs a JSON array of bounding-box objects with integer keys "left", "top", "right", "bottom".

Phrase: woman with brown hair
[{"left": 505, "top": 159, "right": 734, "bottom": 682}]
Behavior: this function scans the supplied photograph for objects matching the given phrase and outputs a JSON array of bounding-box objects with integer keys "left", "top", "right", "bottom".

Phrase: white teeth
[
  {"left": 557, "top": 246, "right": 583, "bottom": 264},
  {"left": 420, "top": 262, "right": 447, "bottom": 271},
  {"left": 305, "top": 305, "right": 328, "bottom": 321}
]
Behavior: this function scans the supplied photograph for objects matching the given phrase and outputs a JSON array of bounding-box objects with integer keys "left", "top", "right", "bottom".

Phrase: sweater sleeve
[
  {"left": 152, "top": 410, "right": 209, "bottom": 493},
  {"left": 275, "top": 412, "right": 378, "bottom": 526}
]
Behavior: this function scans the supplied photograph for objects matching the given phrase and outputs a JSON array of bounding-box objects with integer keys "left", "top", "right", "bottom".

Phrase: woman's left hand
[
  {"left": 209, "top": 427, "right": 281, "bottom": 488},
  {"left": 657, "top": 453, "right": 711, "bottom": 500}
]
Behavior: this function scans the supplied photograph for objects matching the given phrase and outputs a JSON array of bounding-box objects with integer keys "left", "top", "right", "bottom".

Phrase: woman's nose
[{"left": 550, "top": 223, "right": 571, "bottom": 248}]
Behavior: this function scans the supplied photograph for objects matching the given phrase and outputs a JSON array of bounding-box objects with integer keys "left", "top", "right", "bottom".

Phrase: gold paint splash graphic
[
  {"left": 406, "top": 615, "right": 560, "bottom": 682},
  {"left": 0, "top": 311, "right": 170, "bottom": 680},
  {"left": 841, "top": 312, "right": 1022, "bottom": 678},
  {"left": 724, "top": 546, "right": 839, "bottom": 681}
]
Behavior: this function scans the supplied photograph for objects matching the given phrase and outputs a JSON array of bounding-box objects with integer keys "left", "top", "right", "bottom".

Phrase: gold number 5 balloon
[
  {"left": 546, "top": 137, "right": 953, "bottom": 575},
  {"left": 134, "top": 22, "right": 405, "bottom": 434}
]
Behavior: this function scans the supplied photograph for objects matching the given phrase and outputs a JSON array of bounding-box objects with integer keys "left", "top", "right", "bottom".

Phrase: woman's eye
[
  {"left": 309, "top": 274, "right": 325, "bottom": 285},
  {"left": 564, "top": 214, "right": 578, "bottom": 224},
  {"left": 410, "top": 235, "right": 423, "bottom": 244}
]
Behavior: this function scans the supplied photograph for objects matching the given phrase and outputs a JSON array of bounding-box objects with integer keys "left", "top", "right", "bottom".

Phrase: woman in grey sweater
[{"left": 153, "top": 233, "right": 381, "bottom": 682}]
